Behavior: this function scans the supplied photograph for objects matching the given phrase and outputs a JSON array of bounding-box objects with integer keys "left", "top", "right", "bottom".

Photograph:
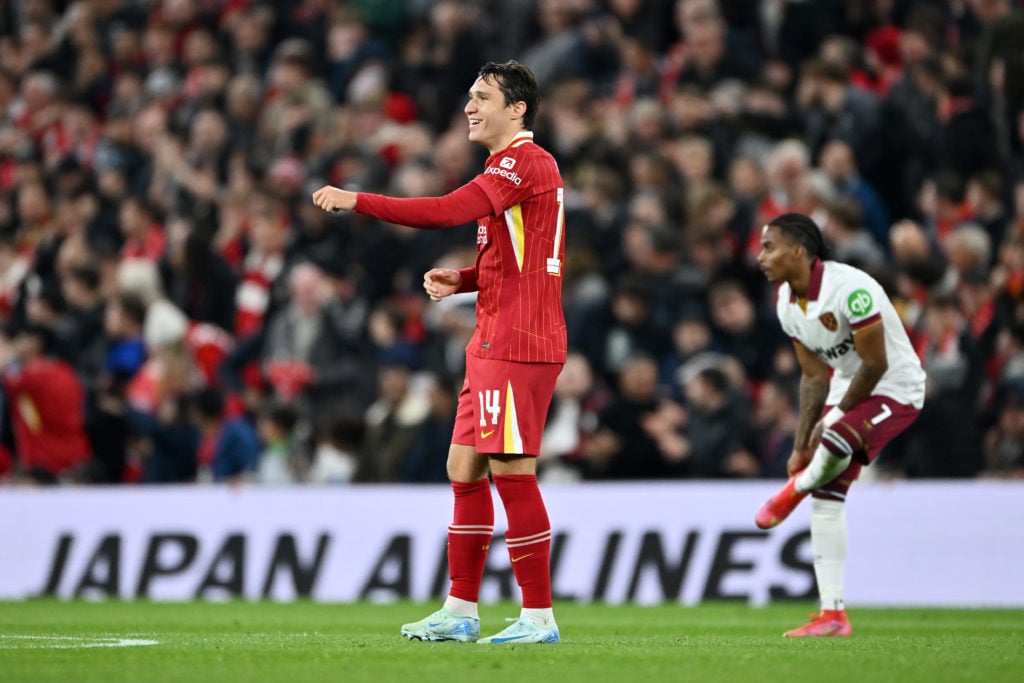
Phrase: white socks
[
  {"left": 811, "top": 497, "right": 847, "bottom": 611},
  {"left": 796, "top": 443, "right": 851, "bottom": 493},
  {"left": 443, "top": 597, "right": 555, "bottom": 626},
  {"left": 444, "top": 596, "right": 479, "bottom": 618},
  {"left": 521, "top": 607, "right": 555, "bottom": 626}
]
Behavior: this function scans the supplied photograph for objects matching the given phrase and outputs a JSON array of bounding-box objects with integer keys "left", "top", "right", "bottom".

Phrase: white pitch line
[{"left": 0, "top": 635, "right": 159, "bottom": 649}]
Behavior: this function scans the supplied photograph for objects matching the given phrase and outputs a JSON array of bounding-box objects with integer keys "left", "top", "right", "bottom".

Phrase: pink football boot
[
  {"left": 755, "top": 470, "right": 809, "bottom": 529},
  {"left": 784, "top": 610, "right": 852, "bottom": 637}
]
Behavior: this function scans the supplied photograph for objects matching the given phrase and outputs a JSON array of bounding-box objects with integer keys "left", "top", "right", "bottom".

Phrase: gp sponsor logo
[{"left": 848, "top": 289, "right": 873, "bottom": 316}]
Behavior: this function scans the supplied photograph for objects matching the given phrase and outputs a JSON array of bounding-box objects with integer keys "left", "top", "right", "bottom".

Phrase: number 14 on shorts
[{"left": 479, "top": 389, "right": 501, "bottom": 426}]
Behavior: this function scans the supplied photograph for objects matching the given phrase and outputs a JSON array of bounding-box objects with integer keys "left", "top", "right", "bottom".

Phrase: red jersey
[
  {"left": 2, "top": 357, "right": 91, "bottom": 476},
  {"left": 354, "top": 132, "right": 567, "bottom": 363},
  {"left": 464, "top": 132, "right": 566, "bottom": 363}
]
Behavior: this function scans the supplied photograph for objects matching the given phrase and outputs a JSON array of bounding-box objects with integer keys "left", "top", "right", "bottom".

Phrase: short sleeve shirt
[{"left": 776, "top": 260, "right": 926, "bottom": 408}]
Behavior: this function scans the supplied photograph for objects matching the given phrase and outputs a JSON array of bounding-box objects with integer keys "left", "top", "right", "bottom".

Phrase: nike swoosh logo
[
  {"left": 511, "top": 553, "right": 534, "bottom": 563},
  {"left": 491, "top": 634, "right": 532, "bottom": 643},
  {"left": 480, "top": 429, "right": 495, "bottom": 439}
]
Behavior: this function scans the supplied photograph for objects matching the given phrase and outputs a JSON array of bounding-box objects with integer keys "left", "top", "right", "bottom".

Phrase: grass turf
[{"left": 0, "top": 601, "right": 1021, "bottom": 683}]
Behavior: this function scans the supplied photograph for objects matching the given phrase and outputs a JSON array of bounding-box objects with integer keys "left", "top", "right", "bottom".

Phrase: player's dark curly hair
[
  {"left": 478, "top": 60, "right": 540, "bottom": 130},
  {"left": 768, "top": 212, "right": 832, "bottom": 261}
]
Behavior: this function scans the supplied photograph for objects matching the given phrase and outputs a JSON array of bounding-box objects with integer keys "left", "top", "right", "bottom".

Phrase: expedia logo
[
  {"left": 485, "top": 166, "right": 523, "bottom": 185},
  {"left": 500, "top": 157, "right": 516, "bottom": 169}
]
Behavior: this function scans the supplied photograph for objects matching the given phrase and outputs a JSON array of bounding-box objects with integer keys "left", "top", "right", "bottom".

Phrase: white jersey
[{"left": 776, "top": 260, "right": 926, "bottom": 408}]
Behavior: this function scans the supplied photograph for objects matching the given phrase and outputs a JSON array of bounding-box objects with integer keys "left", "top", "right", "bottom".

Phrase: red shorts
[
  {"left": 816, "top": 395, "right": 920, "bottom": 500},
  {"left": 452, "top": 355, "right": 562, "bottom": 455}
]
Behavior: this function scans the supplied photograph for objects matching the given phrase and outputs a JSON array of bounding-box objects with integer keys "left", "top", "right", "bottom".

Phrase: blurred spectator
[
  {"left": 308, "top": 412, "right": 365, "bottom": 484},
  {"left": 0, "top": 323, "right": 91, "bottom": 483},
  {"left": 118, "top": 196, "right": 166, "bottom": 263},
  {"left": 823, "top": 197, "right": 886, "bottom": 272},
  {"left": 573, "top": 272, "right": 670, "bottom": 385},
  {"left": 324, "top": 11, "right": 392, "bottom": 104},
  {"left": 659, "top": 304, "right": 713, "bottom": 388},
  {"left": 0, "top": 233, "right": 30, "bottom": 324},
  {"left": 667, "top": 0, "right": 762, "bottom": 90},
  {"left": 119, "top": 390, "right": 199, "bottom": 485},
  {"left": 584, "top": 353, "right": 687, "bottom": 479},
  {"left": 917, "top": 170, "right": 975, "bottom": 247},
  {"left": 159, "top": 214, "right": 237, "bottom": 332},
  {"left": 261, "top": 261, "right": 372, "bottom": 423},
  {"left": 818, "top": 139, "right": 891, "bottom": 248},
  {"left": 965, "top": 169, "right": 1011, "bottom": 262},
  {"left": 233, "top": 195, "right": 289, "bottom": 339},
  {"left": 189, "top": 386, "right": 260, "bottom": 484},
  {"left": 82, "top": 292, "right": 149, "bottom": 484},
  {"left": 739, "top": 376, "right": 799, "bottom": 479},
  {"left": 797, "top": 59, "right": 884, "bottom": 182},
  {"left": 893, "top": 293, "right": 986, "bottom": 478},
  {"left": 538, "top": 351, "right": 608, "bottom": 482},
  {"left": 400, "top": 371, "right": 459, "bottom": 484},
  {"left": 254, "top": 401, "right": 302, "bottom": 485},
  {"left": 706, "top": 279, "right": 782, "bottom": 382},
  {"left": 355, "top": 359, "right": 429, "bottom": 482},
  {"left": 680, "top": 363, "right": 751, "bottom": 477},
  {"left": 943, "top": 223, "right": 993, "bottom": 282},
  {"left": 982, "top": 378, "right": 1024, "bottom": 478}
]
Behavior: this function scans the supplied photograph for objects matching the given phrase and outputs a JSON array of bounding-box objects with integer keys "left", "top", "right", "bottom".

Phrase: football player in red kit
[{"left": 313, "top": 60, "right": 564, "bottom": 644}]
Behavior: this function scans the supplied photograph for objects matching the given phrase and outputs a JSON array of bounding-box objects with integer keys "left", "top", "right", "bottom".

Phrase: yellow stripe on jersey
[
  {"left": 504, "top": 205, "right": 525, "bottom": 271},
  {"left": 503, "top": 381, "right": 524, "bottom": 454}
]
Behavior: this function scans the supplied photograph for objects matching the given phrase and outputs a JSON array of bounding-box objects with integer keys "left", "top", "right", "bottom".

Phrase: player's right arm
[
  {"left": 311, "top": 182, "right": 493, "bottom": 229},
  {"left": 789, "top": 339, "right": 830, "bottom": 475}
]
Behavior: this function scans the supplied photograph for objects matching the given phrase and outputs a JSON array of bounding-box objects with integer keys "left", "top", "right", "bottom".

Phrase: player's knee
[
  {"left": 820, "top": 424, "right": 858, "bottom": 460},
  {"left": 447, "top": 444, "right": 489, "bottom": 482}
]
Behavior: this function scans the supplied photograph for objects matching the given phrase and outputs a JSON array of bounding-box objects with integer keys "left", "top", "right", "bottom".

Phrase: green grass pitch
[{"left": 1, "top": 601, "right": 1021, "bottom": 683}]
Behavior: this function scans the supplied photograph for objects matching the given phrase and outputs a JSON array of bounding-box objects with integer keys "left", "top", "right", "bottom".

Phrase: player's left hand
[
  {"left": 423, "top": 268, "right": 462, "bottom": 302},
  {"left": 311, "top": 185, "right": 357, "bottom": 213}
]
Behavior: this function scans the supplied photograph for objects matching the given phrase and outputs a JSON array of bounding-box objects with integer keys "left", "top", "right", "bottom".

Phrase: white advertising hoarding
[{"left": 1, "top": 481, "right": 1021, "bottom": 606}]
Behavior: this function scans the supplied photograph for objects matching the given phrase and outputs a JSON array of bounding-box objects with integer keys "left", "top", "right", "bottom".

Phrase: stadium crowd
[{"left": 1, "top": 0, "right": 1023, "bottom": 485}]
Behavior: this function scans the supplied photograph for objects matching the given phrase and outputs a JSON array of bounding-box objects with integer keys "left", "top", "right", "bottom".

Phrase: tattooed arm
[{"left": 789, "top": 339, "right": 831, "bottom": 475}]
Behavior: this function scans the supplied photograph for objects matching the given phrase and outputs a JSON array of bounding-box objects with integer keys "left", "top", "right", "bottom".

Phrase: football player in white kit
[{"left": 754, "top": 213, "right": 926, "bottom": 637}]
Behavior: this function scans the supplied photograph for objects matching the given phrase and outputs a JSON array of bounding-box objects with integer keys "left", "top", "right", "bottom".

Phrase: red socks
[
  {"left": 447, "top": 478, "right": 494, "bottom": 602},
  {"left": 493, "top": 474, "right": 552, "bottom": 608},
  {"left": 448, "top": 474, "right": 553, "bottom": 609}
]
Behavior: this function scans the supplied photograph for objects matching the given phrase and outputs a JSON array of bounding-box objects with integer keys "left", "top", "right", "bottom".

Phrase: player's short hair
[
  {"left": 478, "top": 60, "right": 540, "bottom": 130},
  {"left": 768, "top": 212, "right": 832, "bottom": 261}
]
